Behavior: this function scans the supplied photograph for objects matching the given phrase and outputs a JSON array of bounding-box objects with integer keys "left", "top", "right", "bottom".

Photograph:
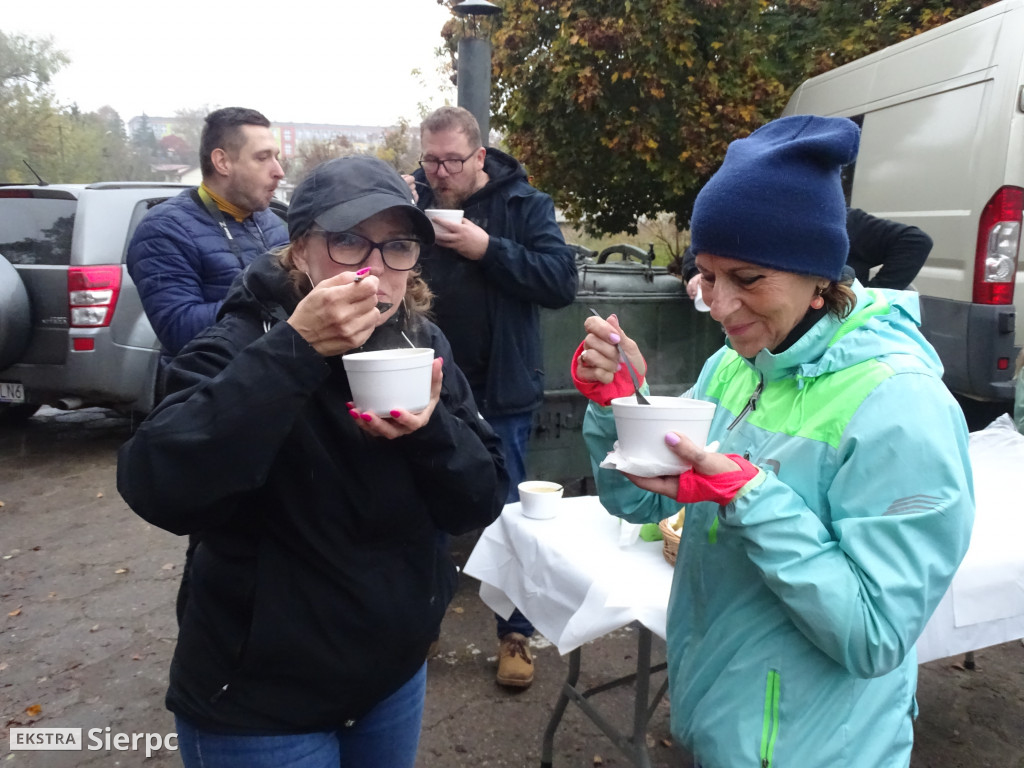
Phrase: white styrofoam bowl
[
  {"left": 342, "top": 348, "right": 434, "bottom": 417},
  {"left": 611, "top": 396, "right": 717, "bottom": 472},
  {"left": 518, "top": 480, "right": 564, "bottom": 519}
]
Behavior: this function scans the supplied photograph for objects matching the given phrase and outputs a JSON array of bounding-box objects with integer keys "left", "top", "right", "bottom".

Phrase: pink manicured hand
[{"left": 624, "top": 431, "right": 759, "bottom": 505}]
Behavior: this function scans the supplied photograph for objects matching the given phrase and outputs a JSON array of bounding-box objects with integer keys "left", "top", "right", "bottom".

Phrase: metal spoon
[{"left": 588, "top": 308, "right": 649, "bottom": 405}]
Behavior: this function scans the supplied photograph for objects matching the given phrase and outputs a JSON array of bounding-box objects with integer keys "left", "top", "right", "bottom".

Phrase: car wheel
[{"left": 0, "top": 254, "right": 31, "bottom": 369}]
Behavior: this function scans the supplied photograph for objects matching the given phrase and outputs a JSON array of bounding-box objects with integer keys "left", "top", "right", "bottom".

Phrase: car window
[{"left": 0, "top": 197, "right": 77, "bottom": 265}]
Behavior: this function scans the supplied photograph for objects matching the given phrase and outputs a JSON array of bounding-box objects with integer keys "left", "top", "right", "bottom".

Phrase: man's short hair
[
  {"left": 420, "top": 106, "right": 481, "bottom": 150},
  {"left": 200, "top": 107, "right": 272, "bottom": 178}
]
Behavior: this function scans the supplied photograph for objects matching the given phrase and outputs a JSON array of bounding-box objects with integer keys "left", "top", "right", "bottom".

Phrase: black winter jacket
[
  {"left": 845, "top": 207, "right": 932, "bottom": 290},
  {"left": 412, "top": 148, "right": 577, "bottom": 418},
  {"left": 117, "top": 251, "right": 508, "bottom": 733}
]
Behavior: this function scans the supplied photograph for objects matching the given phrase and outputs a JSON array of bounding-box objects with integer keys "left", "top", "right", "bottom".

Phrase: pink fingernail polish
[
  {"left": 609, "top": 332, "right": 621, "bottom": 344},
  {"left": 347, "top": 402, "right": 354, "bottom": 409},
  {"left": 665, "top": 432, "right": 681, "bottom": 446},
  {"left": 356, "top": 267, "right": 371, "bottom": 276},
  {"left": 349, "top": 409, "right": 359, "bottom": 419},
  {"left": 390, "top": 410, "right": 401, "bottom": 418},
  {"left": 360, "top": 413, "right": 373, "bottom": 422}
]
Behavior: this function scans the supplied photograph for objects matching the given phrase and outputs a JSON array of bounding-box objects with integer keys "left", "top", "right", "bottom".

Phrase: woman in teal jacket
[{"left": 573, "top": 116, "right": 974, "bottom": 767}]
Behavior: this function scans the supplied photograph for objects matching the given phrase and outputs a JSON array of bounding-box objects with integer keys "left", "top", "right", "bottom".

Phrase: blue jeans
[
  {"left": 174, "top": 663, "right": 426, "bottom": 768},
  {"left": 487, "top": 412, "right": 536, "bottom": 639}
]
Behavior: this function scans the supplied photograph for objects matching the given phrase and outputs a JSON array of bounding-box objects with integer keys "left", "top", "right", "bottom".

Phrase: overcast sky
[{"left": 4, "top": 0, "right": 457, "bottom": 127}]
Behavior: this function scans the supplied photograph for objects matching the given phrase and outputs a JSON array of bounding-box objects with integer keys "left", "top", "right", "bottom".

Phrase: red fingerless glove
[
  {"left": 571, "top": 340, "right": 645, "bottom": 407},
  {"left": 675, "top": 454, "right": 760, "bottom": 505}
]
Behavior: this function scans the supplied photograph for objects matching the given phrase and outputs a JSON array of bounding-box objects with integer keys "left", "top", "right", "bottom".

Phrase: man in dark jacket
[
  {"left": 405, "top": 106, "right": 577, "bottom": 689},
  {"left": 127, "top": 106, "right": 288, "bottom": 366},
  {"left": 844, "top": 207, "right": 932, "bottom": 289}
]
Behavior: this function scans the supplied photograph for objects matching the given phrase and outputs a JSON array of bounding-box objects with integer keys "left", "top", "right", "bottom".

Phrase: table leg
[
  {"left": 540, "top": 625, "right": 668, "bottom": 768},
  {"left": 540, "top": 647, "right": 581, "bottom": 768}
]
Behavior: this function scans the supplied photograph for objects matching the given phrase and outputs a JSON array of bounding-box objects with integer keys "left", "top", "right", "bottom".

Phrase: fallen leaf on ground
[
  {"left": 452, "top": 606, "right": 464, "bottom": 614},
  {"left": 161, "top": 563, "right": 175, "bottom": 570},
  {"left": 96, "top": 492, "right": 104, "bottom": 498},
  {"left": 131, "top": 654, "right": 142, "bottom": 661},
  {"left": 8, "top": 608, "right": 21, "bottom": 617},
  {"left": 114, "top": 568, "right": 128, "bottom": 574},
  {"left": 25, "top": 704, "right": 41, "bottom": 717},
  {"left": 593, "top": 756, "right": 604, "bottom": 766},
  {"left": 0, "top": 662, "right": 8, "bottom": 671}
]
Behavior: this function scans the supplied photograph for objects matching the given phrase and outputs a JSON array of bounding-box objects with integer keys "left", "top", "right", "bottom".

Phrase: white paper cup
[
  {"left": 424, "top": 208, "right": 464, "bottom": 234},
  {"left": 518, "top": 480, "right": 564, "bottom": 519},
  {"left": 342, "top": 348, "right": 434, "bottom": 417},
  {"left": 694, "top": 285, "right": 710, "bottom": 312},
  {"left": 611, "top": 396, "right": 717, "bottom": 472}
]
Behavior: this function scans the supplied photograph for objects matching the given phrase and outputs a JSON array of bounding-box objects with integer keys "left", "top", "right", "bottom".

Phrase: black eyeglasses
[
  {"left": 310, "top": 229, "right": 422, "bottom": 271},
  {"left": 418, "top": 149, "right": 479, "bottom": 175}
]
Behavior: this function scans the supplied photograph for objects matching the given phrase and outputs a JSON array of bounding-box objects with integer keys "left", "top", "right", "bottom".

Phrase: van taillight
[
  {"left": 973, "top": 186, "right": 1023, "bottom": 305},
  {"left": 68, "top": 266, "right": 122, "bottom": 328}
]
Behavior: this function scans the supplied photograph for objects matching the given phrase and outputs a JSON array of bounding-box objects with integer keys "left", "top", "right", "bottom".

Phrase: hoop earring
[{"left": 305, "top": 272, "right": 315, "bottom": 290}]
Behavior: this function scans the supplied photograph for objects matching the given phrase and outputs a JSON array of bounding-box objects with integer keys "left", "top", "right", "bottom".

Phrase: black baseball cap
[{"left": 288, "top": 156, "right": 434, "bottom": 243}]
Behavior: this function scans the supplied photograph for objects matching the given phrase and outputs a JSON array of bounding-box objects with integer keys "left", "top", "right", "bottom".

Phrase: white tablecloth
[
  {"left": 464, "top": 495, "right": 673, "bottom": 655},
  {"left": 464, "top": 416, "right": 1024, "bottom": 664}
]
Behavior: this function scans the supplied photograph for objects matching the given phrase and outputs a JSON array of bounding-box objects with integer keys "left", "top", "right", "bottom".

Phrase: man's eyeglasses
[
  {"left": 418, "top": 150, "right": 479, "bottom": 175},
  {"left": 310, "top": 229, "right": 422, "bottom": 271}
]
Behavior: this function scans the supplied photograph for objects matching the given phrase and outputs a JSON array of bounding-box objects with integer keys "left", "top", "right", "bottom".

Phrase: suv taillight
[
  {"left": 973, "top": 185, "right": 1023, "bottom": 305},
  {"left": 68, "top": 266, "right": 122, "bottom": 328}
]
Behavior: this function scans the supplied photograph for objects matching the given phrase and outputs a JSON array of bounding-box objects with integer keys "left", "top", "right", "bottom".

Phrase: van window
[{"left": 0, "top": 197, "right": 77, "bottom": 265}]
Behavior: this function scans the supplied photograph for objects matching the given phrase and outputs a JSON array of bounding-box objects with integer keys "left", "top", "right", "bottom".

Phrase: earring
[
  {"left": 811, "top": 285, "right": 825, "bottom": 310},
  {"left": 305, "top": 272, "right": 315, "bottom": 291}
]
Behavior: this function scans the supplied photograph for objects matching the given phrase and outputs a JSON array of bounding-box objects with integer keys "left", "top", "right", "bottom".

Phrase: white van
[{"left": 782, "top": 0, "right": 1024, "bottom": 406}]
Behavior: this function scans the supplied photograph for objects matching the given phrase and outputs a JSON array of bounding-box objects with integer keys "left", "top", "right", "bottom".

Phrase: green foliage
[
  {"left": 449, "top": 0, "right": 996, "bottom": 235},
  {"left": 375, "top": 118, "right": 421, "bottom": 173},
  {"left": 0, "top": 30, "right": 154, "bottom": 183}
]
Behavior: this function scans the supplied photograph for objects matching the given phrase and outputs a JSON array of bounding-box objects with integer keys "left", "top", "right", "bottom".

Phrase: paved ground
[{"left": 1, "top": 407, "right": 1022, "bottom": 767}]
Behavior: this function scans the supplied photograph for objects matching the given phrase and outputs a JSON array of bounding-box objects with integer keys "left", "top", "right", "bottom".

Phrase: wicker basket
[{"left": 658, "top": 508, "right": 684, "bottom": 566}]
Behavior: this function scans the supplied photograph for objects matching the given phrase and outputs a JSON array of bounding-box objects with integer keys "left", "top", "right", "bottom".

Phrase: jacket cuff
[{"left": 571, "top": 340, "right": 645, "bottom": 407}]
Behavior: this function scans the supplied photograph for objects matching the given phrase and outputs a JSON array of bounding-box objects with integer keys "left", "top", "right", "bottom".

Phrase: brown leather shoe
[{"left": 496, "top": 632, "right": 534, "bottom": 688}]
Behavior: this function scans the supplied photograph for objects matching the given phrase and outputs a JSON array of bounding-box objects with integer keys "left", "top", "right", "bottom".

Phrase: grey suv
[{"left": 0, "top": 182, "right": 191, "bottom": 423}]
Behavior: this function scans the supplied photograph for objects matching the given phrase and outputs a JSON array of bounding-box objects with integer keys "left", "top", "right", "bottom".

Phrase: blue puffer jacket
[
  {"left": 127, "top": 189, "right": 288, "bottom": 359},
  {"left": 584, "top": 283, "right": 974, "bottom": 767}
]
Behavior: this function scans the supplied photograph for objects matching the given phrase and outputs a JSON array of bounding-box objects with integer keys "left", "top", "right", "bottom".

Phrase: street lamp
[{"left": 453, "top": 0, "right": 501, "bottom": 146}]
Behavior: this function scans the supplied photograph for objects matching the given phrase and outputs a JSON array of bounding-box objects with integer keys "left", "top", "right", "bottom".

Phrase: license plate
[{"left": 0, "top": 382, "right": 25, "bottom": 403}]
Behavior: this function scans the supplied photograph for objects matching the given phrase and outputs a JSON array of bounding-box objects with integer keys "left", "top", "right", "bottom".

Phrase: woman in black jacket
[{"left": 117, "top": 156, "right": 508, "bottom": 768}]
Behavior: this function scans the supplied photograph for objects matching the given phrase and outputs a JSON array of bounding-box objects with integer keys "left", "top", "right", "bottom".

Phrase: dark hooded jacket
[
  {"left": 117, "top": 250, "right": 508, "bottom": 733},
  {"left": 412, "top": 148, "right": 577, "bottom": 418}
]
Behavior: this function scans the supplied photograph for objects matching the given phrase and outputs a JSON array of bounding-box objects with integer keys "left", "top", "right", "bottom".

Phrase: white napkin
[
  {"left": 599, "top": 439, "right": 722, "bottom": 477},
  {"left": 599, "top": 440, "right": 689, "bottom": 477}
]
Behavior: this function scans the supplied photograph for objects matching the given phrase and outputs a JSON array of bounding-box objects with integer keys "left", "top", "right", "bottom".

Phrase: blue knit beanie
[{"left": 690, "top": 115, "right": 860, "bottom": 281}]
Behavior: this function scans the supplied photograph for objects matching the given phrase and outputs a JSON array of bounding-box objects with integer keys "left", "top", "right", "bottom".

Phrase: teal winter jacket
[{"left": 583, "top": 282, "right": 974, "bottom": 768}]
